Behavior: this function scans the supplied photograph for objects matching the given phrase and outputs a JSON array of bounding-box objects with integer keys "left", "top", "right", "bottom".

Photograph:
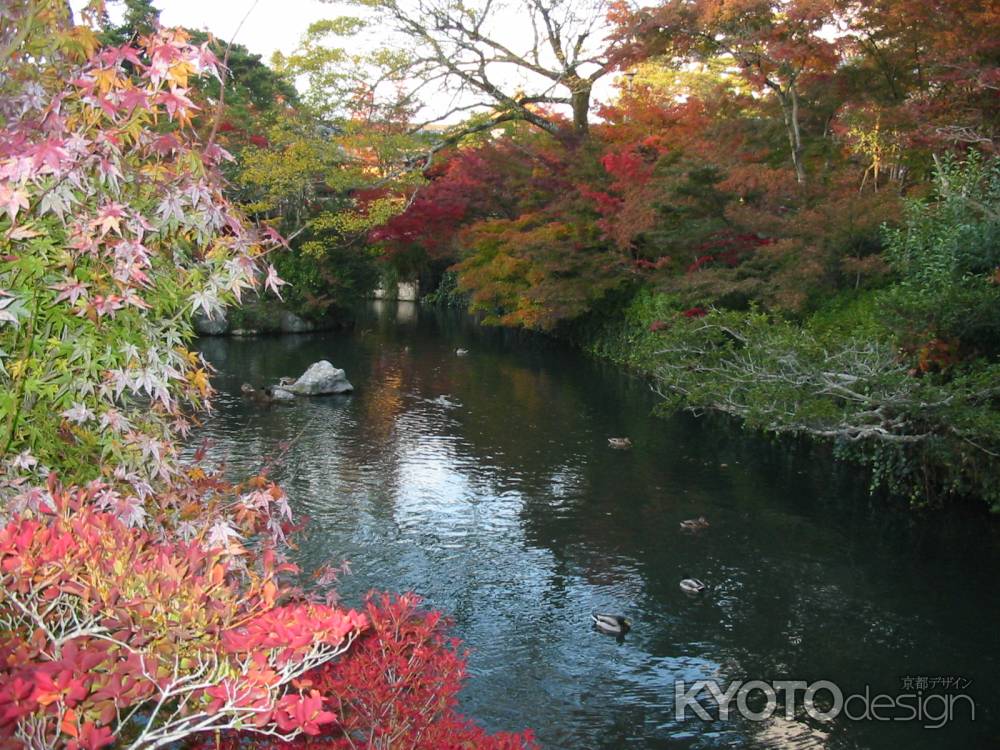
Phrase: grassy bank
[{"left": 570, "top": 284, "right": 1000, "bottom": 512}]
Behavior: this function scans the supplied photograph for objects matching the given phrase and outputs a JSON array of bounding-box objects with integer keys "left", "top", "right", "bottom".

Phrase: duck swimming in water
[
  {"left": 679, "top": 578, "right": 708, "bottom": 595},
  {"left": 455, "top": 348, "right": 469, "bottom": 356},
  {"left": 241, "top": 383, "right": 274, "bottom": 404},
  {"left": 591, "top": 612, "right": 631, "bottom": 636},
  {"left": 608, "top": 437, "right": 633, "bottom": 449},
  {"left": 679, "top": 516, "right": 710, "bottom": 532}
]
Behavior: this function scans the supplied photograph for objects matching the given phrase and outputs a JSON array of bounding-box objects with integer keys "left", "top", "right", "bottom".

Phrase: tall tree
[
  {"left": 97, "top": 0, "right": 161, "bottom": 44},
  {"left": 616, "top": 0, "right": 840, "bottom": 184},
  {"left": 332, "top": 0, "right": 620, "bottom": 136}
]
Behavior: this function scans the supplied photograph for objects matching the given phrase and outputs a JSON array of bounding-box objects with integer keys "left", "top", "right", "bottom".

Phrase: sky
[
  {"left": 74, "top": 0, "right": 339, "bottom": 61},
  {"left": 72, "top": 0, "right": 622, "bottom": 123}
]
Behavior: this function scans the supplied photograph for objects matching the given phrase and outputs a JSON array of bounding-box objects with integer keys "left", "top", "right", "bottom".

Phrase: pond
[{"left": 195, "top": 301, "right": 998, "bottom": 750}]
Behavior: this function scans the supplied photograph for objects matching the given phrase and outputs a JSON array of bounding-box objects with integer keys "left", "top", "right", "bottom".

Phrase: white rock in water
[
  {"left": 269, "top": 386, "right": 296, "bottom": 401},
  {"left": 286, "top": 360, "right": 354, "bottom": 395}
]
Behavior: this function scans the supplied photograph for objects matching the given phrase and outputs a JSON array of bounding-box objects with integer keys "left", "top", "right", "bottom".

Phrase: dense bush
[
  {"left": 0, "top": 476, "right": 366, "bottom": 749},
  {"left": 577, "top": 158, "right": 1000, "bottom": 508},
  {"left": 216, "top": 594, "right": 537, "bottom": 750},
  {"left": 882, "top": 154, "right": 1000, "bottom": 356}
]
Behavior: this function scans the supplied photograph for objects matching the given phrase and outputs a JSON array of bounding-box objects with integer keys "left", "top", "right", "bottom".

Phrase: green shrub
[{"left": 881, "top": 153, "right": 1000, "bottom": 355}]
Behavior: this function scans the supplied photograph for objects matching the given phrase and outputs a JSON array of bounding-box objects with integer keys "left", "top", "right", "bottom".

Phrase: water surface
[{"left": 195, "top": 301, "right": 998, "bottom": 750}]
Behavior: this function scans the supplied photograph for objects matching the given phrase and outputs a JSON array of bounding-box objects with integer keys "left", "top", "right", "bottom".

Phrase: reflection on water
[{"left": 194, "top": 302, "right": 999, "bottom": 750}]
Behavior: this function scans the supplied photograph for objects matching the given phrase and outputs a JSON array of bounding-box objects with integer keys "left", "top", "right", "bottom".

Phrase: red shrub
[
  {"left": 682, "top": 307, "right": 708, "bottom": 318},
  {"left": 205, "top": 593, "right": 536, "bottom": 750}
]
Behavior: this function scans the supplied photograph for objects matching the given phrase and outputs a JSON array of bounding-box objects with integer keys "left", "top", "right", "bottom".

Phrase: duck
[
  {"left": 608, "top": 437, "right": 633, "bottom": 449},
  {"left": 455, "top": 348, "right": 469, "bottom": 356},
  {"left": 277, "top": 376, "right": 296, "bottom": 386},
  {"left": 679, "top": 516, "right": 710, "bottom": 532},
  {"left": 679, "top": 578, "right": 708, "bottom": 595},
  {"left": 591, "top": 612, "right": 631, "bottom": 636},
  {"left": 241, "top": 383, "right": 274, "bottom": 404}
]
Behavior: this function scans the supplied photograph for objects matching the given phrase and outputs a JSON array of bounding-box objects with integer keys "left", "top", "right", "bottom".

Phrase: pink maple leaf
[
  {"left": 98, "top": 44, "right": 144, "bottom": 69},
  {"left": 51, "top": 279, "right": 88, "bottom": 306},
  {"left": 29, "top": 138, "right": 70, "bottom": 174},
  {"left": 120, "top": 86, "right": 149, "bottom": 114},
  {"left": 262, "top": 224, "right": 290, "bottom": 248},
  {"left": 91, "top": 294, "right": 125, "bottom": 318},
  {"left": 155, "top": 87, "right": 198, "bottom": 121},
  {"left": 93, "top": 95, "right": 119, "bottom": 119},
  {"left": 93, "top": 203, "right": 127, "bottom": 236},
  {"left": 0, "top": 183, "right": 30, "bottom": 221},
  {"left": 264, "top": 264, "right": 287, "bottom": 299},
  {"left": 151, "top": 133, "right": 180, "bottom": 156}
]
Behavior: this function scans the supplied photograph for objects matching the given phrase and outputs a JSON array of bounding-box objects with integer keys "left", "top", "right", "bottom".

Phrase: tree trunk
[
  {"left": 773, "top": 84, "right": 806, "bottom": 185},
  {"left": 570, "top": 84, "right": 591, "bottom": 135}
]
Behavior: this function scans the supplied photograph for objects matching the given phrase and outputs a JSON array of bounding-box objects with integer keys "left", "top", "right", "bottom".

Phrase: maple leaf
[
  {"left": 10, "top": 450, "right": 38, "bottom": 471},
  {"left": 189, "top": 368, "right": 211, "bottom": 397},
  {"left": 261, "top": 224, "right": 290, "bottom": 248},
  {"left": 98, "top": 409, "right": 132, "bottom": 433},
  {"left": 119, "top": 86, "right": 149, "bottom": 114},
  {"left": 150, "top": 133, "right": 180, "bottom": 156},
  {"left": 62, "top": 402, "right": 95, "bottom": 424},
  {"left": 0, "top": 183, "right": 30, "bottom": 221},
  {"left": 114, "top": 495, "right": 147, "bottom": 529},
  {"left": 155, "top": 87, "right": 198, "bottom": 122},
  {"left": 157, "top": 192, "right": 185, "bottom": 223},
  {"left": 166, "top": 60, "right": 195, "bottom": 88},
  {"left": 38, "top": 184, "right": 77, "bottom": 220},
  {"left": 263, "top": 264, "right": 287, "bottom": 299},
  {"left": 93, "top": 95, "right": 118, "bottom": 119},
  {"left": 98, "top": 44, "right": 145, "bottom": 70},
  {"left": 94, "top": 203, "right": 126, "bottom": 236},
  {"left": 190, "top": 288, "right": 223, "bottom": 319},
  {"left": 203, "top": 142, "right": 235, "bottom": 164},
  {"left": 91, "top": 294, "right": 125, "bottom": 318},
  {"left": 207, "top": 519, "right": 243, "bottom": 550},
  {"left": 29, "top": 138, "right": 70, "bottom": 174},
  {"left": 196, "top": 42, "right": 222, "bottom": 79},
  {"left": 0, "top": 293, "right": 19, "bottom": 325},
  {"left": 51, "top": 279, "right": 89, "bottom": 306},
  {"left": 5, "top": 224, "right": 42, "bottom": 240}
]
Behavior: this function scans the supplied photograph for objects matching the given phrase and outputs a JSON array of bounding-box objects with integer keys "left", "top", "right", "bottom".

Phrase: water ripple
[{"left": 191, "top": 305, "right": 1000, "bottom": 750}]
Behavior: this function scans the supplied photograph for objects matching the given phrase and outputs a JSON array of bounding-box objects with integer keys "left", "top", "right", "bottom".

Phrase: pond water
[{"left": 195, "top": 301, "right": 998, "bottom": 750}]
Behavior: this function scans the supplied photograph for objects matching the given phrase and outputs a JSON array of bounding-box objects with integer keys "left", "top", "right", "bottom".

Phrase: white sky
[
  {"left": 71, "top": 0, "right": 341, "bottom": 61},
  {"left": 73, "top": 0, "right": 621, "bottom": 123}
]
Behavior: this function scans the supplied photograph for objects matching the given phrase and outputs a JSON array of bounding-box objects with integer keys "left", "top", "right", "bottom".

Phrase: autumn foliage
[
  {"left": 209, "top": 594, "right": 537, "bottom": 750},
  {"left": 355, "top": 0, "right": 999, "bottom": 506},
  {"left": 0, "top": 475, "right": 366, "bottom": 749},
  {"left": 0, "top": 4, "right": 534, "bottom": 749},
  {"left": 367, "top": 0, "right": 997, "bottom": 331}
]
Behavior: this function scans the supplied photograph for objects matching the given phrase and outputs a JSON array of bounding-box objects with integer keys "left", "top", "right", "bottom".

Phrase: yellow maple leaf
[
  {"left": 167, "top": 61, "right": 196, "bottom": 88},
  {"left": 189, "top": 368, "right": 210, "bottom": 397},
  {"left": 93, "top": 67, "right": 121, "bottom": 95}
]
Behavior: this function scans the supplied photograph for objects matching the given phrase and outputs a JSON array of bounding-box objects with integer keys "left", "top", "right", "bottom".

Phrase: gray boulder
[
  {"left": 286, "top": 360, "right": 354, "bottom": 395},
  {"left": 269, "top": 386, "right": 297, "bottom": 401},
  {"left": 279, "top": 310, "right": 313, "bottom": 333},
  {"left": 193, "top": 309, "right": 228, "bottom": 336}
]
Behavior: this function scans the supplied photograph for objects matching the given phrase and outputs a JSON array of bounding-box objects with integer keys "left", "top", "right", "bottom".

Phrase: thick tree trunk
[{"left": 570, "top": 85, "right": 591, "bottom": 135}]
